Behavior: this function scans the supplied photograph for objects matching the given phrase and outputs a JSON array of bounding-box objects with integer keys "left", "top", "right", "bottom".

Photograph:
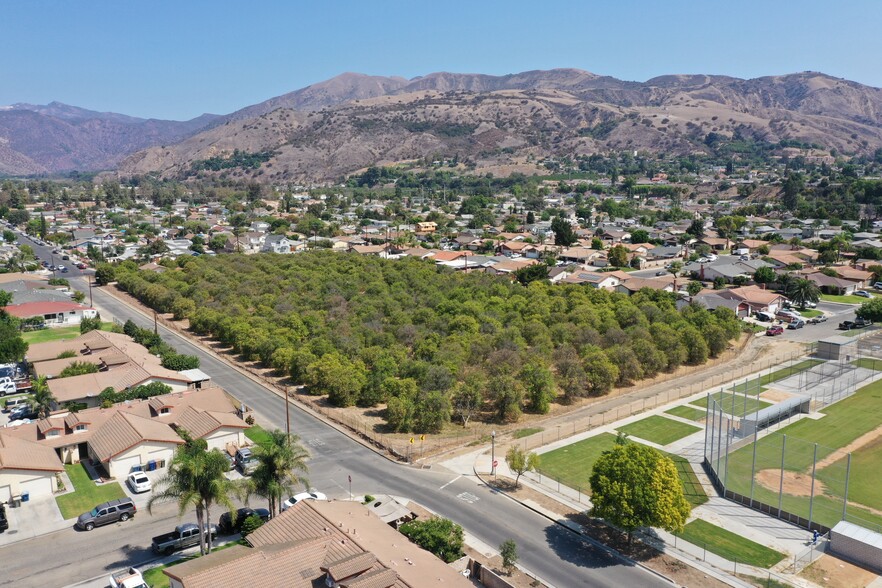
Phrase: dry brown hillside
[{"left": 119, "top": 70, "right": 882, "bottom": 183}]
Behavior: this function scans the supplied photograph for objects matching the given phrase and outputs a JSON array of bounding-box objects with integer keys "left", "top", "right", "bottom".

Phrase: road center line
[{"left": 439, "top": 475, "right": 462, "bottom": 490}]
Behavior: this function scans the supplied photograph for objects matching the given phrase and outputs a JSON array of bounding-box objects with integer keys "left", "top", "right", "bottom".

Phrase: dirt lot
[{"left": 800, "top": 554, "right": 880, "bottom": 588}]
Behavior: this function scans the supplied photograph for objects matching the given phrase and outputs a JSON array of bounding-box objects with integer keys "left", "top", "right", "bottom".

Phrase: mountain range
[{"left": 2, "top": 68, "right": 882, "bottom": 181}]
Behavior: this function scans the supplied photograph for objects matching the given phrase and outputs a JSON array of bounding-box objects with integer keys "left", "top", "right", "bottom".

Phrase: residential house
[
  {"left": 3, "top": 301, "right": 97, "bottom": 326},
  {"left": 562, "top": 272, "right": 621, "bottom": 290},
  {"left": 614, "top": 277, "right": 675, "bottom": 295},
  {"left": 0, "top": 432, "right": 65, "bottom": 502},
  {"left": 805, "top": 272, "right": 857, "bottom": 296},
  {"left": 261, "top": 235, "right": 294, "bottom": 254},
  {"left": 714, "top": 286, "right": 787, "bottom": 316},
  {"left": 162, "top": 499, "right": 472, "bottom": 588}
]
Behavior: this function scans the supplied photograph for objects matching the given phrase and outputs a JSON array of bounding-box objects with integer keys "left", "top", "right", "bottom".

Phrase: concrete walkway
[{"left": 0, "top": 493, "right": 70, "bottom": 547}]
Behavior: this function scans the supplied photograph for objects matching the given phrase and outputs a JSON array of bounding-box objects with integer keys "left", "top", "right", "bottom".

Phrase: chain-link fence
[{"left": 704, "top": 334, "right": 882, "bottom": 535}]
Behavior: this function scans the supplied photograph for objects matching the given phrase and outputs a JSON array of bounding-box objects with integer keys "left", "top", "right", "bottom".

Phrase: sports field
[
  {"left": 691, "top": 393, "right": 771, "bottom": 417},
  {"left": 720, "top": 378, "right": 882, "bottom": 529},
  {"left": 665, "top": 405, "right": 707, "bottom": 422},
  {"left": 537, "top": 432, "right": 707, "bottom": 506},
  {"left": 617, "top": 415, "right": 701, "bottom": 446},
  {"left": 729, "top": 359, "right": 824, "bottom": 394}
]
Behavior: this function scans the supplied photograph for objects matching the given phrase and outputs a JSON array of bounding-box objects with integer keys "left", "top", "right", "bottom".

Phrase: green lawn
[
  {"left": 55, "top": 463, "right": 126, "bottom": 520},
  {"left": 730, "top": 359, "right": 824, "bottom": 394},
  {"left": 21, "top": 322, "right": 114, "bottom": 344},
  {"left": 675, "top": 519, "right": 785, "bottom": 568},
  {"left": 853, "top": 358, "right": 882, "bottom": 371},
  {"left": 691, "top": 393, "right": 772, "bottom": 417},
  {"left": 617, "top": 416, "right": 701, "bottom": 446},
  {"left": 244, "top": 425, "right": 272, "bottom": 448},
  {"left": 665, "top": 405, "right": 707, "bottom": 422},
  {"left": 537, "top": 432, "right": 707, "bottom": 505},
  {"left": 820, "top": 293, "right": 870, "bottom": 305},
  {"left": 722, "top": 379, "right": 882, "bottom": 528},
  {"left": 798, "top": 309, "right": 823, "bottom": 318}
]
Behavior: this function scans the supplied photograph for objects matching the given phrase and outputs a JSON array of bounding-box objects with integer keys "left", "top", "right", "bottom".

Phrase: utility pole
[
  {"left": 285, "top": 386, "right": 291, "bottom": 445},
  {"left": 88, "top": 275, "right": 93, "bottom": 308},
  {"left": 153, "top": 310, "right": 158, "bottom": 335},
  {"left": 491, "top": 430, "right": 497, "bottom": 477}
]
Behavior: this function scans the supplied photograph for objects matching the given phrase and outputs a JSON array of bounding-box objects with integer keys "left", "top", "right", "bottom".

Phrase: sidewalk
[{"left": 0, "top": 493, "right": 70, "bottom": 547}]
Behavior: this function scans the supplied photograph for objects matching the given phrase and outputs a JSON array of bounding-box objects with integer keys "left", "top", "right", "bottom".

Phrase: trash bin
[{"left": 21, "top": 492, "right": 29, "bottom": 503}]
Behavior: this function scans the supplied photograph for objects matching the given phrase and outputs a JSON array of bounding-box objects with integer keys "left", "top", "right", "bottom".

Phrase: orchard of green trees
[{"left": 112, "top": 252, "right": 742, "bottom": 433}]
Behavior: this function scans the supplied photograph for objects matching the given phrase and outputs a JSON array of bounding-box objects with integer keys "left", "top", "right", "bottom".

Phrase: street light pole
[
  {"left": 88, "top": 275, "right": 93, "bottom": 308},
  {"left": 491, "top": 430, "right": 496, "bottom": 477}
]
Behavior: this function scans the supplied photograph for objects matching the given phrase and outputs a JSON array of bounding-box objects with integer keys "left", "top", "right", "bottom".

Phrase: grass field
[
  {"left": 537, "top": 432, "right": 707, "bottom": 506},
  {"left": 665, "top": 405, "right": 707, "bottom": 422},
  {"left": 798, "top": 309, "right": 823, "bottom": 318},
  {"left": 730, "top": 359, "right": 824, "bottom": 394},
  {"left": 55, "top": 463, "right": 126, "bottom": 520},
  {"left": 21, "top": 322, "right": 114, "bottom": 344},
  {"left": 820, "top": 294, "right": 872, "bottom": 305},
  {"left": 617, "top": 416, "right": 701, "bottom": 446},
  {"left": 244, "top": 425, "right": 272, "bottom": 447},
  {"left": 675, "top": 519, "right": 785, "bottom": 568},
  {"left": 722, "top": 378, "right": 882, "bottom": 528},
  {"left": 691, "top": 393, "right": 772, "bottom": 417},
  {"left": 853, "top": 358, "right": 882, "bottom": 371}
]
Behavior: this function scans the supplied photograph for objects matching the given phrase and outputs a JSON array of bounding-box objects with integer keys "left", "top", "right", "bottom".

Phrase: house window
[
  {"left": 75, "top": 424, "right": 87, "bottom": 432},
  {"left": 45, "top": 430, "right": 59, "bottom": 437},
  {"left": 160, "top": 407, "right": 170, "bottom": 415}
]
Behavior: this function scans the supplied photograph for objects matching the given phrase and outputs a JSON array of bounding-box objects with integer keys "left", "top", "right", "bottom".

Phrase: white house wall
[
  {"left": 0, "top": 468, "right": 57, "bottom": 501},
  {"left": 107, "top": 441, "right": 178, "bottom": 479}
]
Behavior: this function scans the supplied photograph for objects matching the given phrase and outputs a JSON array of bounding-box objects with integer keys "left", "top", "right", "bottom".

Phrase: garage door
[
  {"left": 19, "top": 476, "right": 53, "bottom": 500},
  {"left": 111, "top": 455, "right": 142, "bottom": 479}
]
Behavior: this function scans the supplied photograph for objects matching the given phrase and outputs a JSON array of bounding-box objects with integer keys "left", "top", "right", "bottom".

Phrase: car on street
[
  {"left": 75, "top": 262, "right": 87, "bottom": 269},
  {"left": 281, "top": 491, "right": 327, "bottom": 512},
  {"left": 656, "top": 270, "right": 667, "bottom": 276},
  {"left": 152, "top": 522, "right": 217, "bottom": 554},
  {"left": 766, "top": 325, "right": 784, "bottom": 336},
  {"left": 840, "top": 318, "right": 873, "bottom": 330},
  {"left": 754, "top": 312, "right": 774, "bottom": 322},
  {"left": 856, "top": 290, "right": 872, "bottom": 298},
  {"left": 126, "top": 472, "right": 151, "bottom": 494},
  {"left": 217, "top": 507, "right": 271, "bottom": 535},
  {"left": 807, "top": 315, "right": 828, "bottom": 324},
  {"left": 76, "top": 497, "right": 136, "bottom": 531},
  {"left": 60, "top": 266, "right": 69, "bottom": 273},
  {"left": 8, "top": 405, "right": 37, "bottom": 421},
  {"left": 874, "top": 282, "right": 882, "bottom": 290},
  {"left": 707, "top": 254, "right": 718, "bottom": 261},
  {"left": 787, "top": 320, "right": 805, "bottom": 329}
]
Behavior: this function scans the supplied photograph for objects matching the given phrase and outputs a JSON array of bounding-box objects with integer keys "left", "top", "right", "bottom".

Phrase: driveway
[{"left": 0, "top": 494, "right": 68, "bottom": 547}]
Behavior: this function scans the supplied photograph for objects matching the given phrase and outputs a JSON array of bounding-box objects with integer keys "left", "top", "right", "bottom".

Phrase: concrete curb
[{"left": 471, "top": 464, "right": 678, "bottom": 587}]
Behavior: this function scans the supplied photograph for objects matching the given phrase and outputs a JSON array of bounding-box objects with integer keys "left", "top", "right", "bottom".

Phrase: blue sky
[{"left": 1, "top": 0, "right": 879, "bottom": 120}]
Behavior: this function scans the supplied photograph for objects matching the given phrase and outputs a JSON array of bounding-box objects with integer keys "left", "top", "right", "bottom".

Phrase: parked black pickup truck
[
  {"left": 0, "top": 503, "right": 8, "bottom": 533},
  {"left": 839, "top": 318, "right": 873, "bottom": 330},
  {"left": 152, "top": 523, "right": 217, "bottom": 555}
]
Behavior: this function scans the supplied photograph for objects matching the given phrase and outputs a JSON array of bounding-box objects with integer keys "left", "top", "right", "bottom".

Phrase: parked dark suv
[{"left": 76, "top": 497, "right": 136, "bottom": 531}]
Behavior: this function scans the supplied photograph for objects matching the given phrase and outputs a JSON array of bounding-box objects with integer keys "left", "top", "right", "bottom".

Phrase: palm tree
[
  {"left": 148, "top": 434, "right": 238, "bottom": 555},
  {"left": 248, "top": 430, "right": 310, "bottom": 516},
  {"left": 786, "top": 278, "right": 821, "bottom": 309},
  {"left": 29, "top": 376, "right": 55, "bottom": 419}
]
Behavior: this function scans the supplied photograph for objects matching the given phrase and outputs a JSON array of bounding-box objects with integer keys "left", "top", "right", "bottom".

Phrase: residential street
[{"left": 0, "top": 255, "right": 667, "bottom": 588}]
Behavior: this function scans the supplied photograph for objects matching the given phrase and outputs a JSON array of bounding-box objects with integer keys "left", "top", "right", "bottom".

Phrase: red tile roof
[{"left": 3, "top": 301, "right": 93, "bottom": 318}]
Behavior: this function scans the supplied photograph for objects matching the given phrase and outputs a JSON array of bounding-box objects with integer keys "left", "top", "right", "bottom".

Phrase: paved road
[{"left": 0, "top": 248, "right": 667, "bottom": 587}]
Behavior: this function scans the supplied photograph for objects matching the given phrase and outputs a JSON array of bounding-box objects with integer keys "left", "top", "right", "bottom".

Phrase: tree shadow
[
  {"left": 559, "top": 512, "right": 662, "bottom": 564},
  {"left": 541, "top": 521, "right": 627, "bottom": 571},
  {"left": 102, "top": 540, "right": 159, "bottom": 572}
]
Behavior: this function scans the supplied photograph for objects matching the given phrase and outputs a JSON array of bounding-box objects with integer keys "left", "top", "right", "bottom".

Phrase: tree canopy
[
  {"left": 589, "top": 436, "right": 691, "bottom": 542},
  {"left": 112, "top": 252, "right": 742, "bottom": 430}
]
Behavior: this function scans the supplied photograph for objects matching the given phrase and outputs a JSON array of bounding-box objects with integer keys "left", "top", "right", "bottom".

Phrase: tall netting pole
[
  {"left": 778, "top": 435, "right": 787, "bottom": 516},
  {"left": 842, "top": 453, "right": 852, "bottom": 521},
  {"left": 808, "top": 443, "right": 818, "bottom": 528}
]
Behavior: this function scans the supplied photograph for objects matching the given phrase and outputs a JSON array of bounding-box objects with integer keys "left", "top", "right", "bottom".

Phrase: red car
[{"left": 766, "top": 325, "right": 784, "bottom": 336}]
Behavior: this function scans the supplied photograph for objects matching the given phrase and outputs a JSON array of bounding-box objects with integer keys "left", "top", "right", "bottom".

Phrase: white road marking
[
  {"left": 439, "top": 475, "right": 462, "bottom": 490},
  {"left": 456, "top": 491, "right": 479, "bottom": 504}
]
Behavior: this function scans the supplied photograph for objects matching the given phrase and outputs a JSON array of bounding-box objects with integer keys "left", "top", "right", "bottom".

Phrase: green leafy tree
[
  {"left": 239, "top": 514, "right": 265, "bottom": 537},
  {"left": 248, "top": 430, "right": 310, "bottom": 516},
  {"left": 583, "top": 349, "right": 619, "bottom": 396},
  {"left": 94, "top": 263, "right": 116, "bottom": 286},
  {"left": 551, "top": 217, "right": 578, "bottom": 247},
  {"left": 500, "top": 539, "right": 519, "bottom": 574},
  {"left": 451, "top": 377, "right": 484, "bottom": 426},
  {"left": 753, "top": 266, "right": 777, "bottom": 286},
  {"left": 520, "top": 362, "right": 554, "bottom": 414},
  {"left": 514, "top": 263, "right": 549, "bottom": 285},
  {"left": 856, "top": 297, "right": 882, "bottom": 322},
  {"left": 29, "top": 376, "right": 55, "bottom": 419},
  {"left": 785, "top": 278, "right": 820, "bottom": 308},
  {"left": 589, "top": 436, "right": 690, "bottom": 543},
  {"left": 686, "top": 219, "right": 705, "bottom": 238},
  {"left": 488, "top": 374, "right": 523, "bottom": 423},
  {"left": 58, "top": 361, "right": 99, "bottom": 378},
  {"left": 505, "top": 445, "right": 540, "bottom": 488},
  {"left": 591, "top": 237, "right": 604, "bottom": 250},
  {"left": 79, "top": 315, "right": 101, "bottom": 334},
  {"left": 305, "top": 353, "right": 367, "bottom": 407},
  {"left": 686, "top": 281, "right": 703, "bottom": 296},
  {"left": 607, "top": 245, "right": 629, "bottom": 268},
  {"left": 0, "top": 290, "right": 12, "bottom": 307},
  {"left": 629, "top": 229, "right": 649, "bottom": 245},
  {"left": 148, "top": 435, "right": 239, "bottom": 555},
  {"left": 412, "top": 391, "right": 451, "bottom": 433},
  {"left": 399, "top": 517, "right": 464, "bottom": 563}
]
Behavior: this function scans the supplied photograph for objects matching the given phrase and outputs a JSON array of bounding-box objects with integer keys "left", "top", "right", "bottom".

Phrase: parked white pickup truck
[{"left": 109, "top": 567, "right": 149, "bottom": 588}]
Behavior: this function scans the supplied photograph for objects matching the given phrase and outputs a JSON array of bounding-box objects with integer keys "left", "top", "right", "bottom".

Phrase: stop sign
[{"left": 492, "top": 460, "right": 498, "bottom": 468}]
